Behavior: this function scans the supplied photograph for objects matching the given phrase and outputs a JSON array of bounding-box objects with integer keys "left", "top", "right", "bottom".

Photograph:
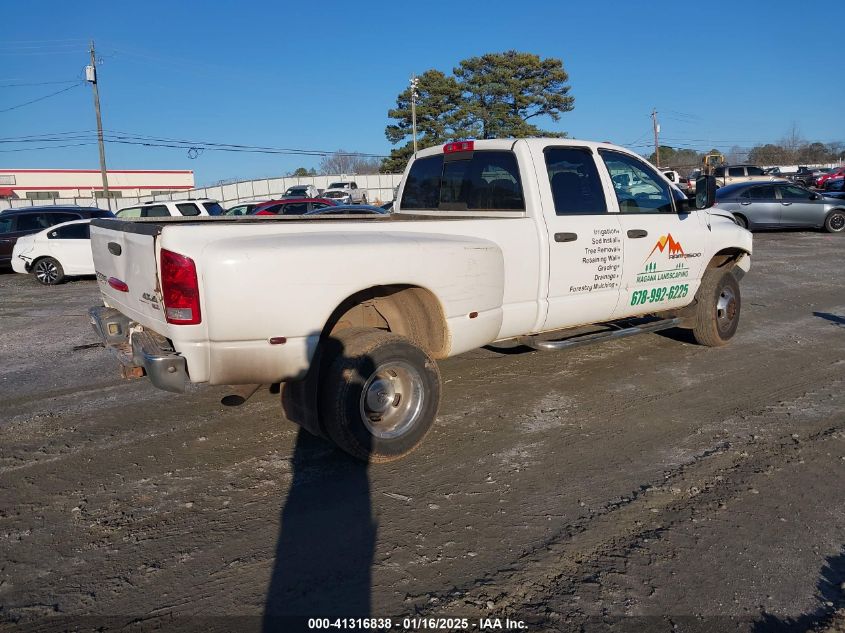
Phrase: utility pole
[
  {"left": 86, "top": 40, "right": 109, "bottom": 197},
  {"left": 651, "top": 108, "right": 661, "bottom": 168},
  {"left": 410, "top": 74, "right": 419, "bottom": 153}
]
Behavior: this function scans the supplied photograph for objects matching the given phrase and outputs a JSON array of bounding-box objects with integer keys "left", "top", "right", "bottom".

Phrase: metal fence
[{"left": 0, "top": 173, "right": 404, "bottom": 212}]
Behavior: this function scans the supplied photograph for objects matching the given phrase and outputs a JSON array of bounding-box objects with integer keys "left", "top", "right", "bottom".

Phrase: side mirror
[{"left": 695, "top": 175, "right": 717, "bottom": 209}]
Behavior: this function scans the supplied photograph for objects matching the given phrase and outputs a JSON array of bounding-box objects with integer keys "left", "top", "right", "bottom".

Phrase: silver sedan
[{"left": 714, "top": 182, "right": 845, "bottom": 233}]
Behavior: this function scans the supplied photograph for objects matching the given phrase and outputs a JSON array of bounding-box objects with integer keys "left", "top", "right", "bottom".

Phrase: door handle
[
  {"left": 554, "top": 232, "right": 578, "bottom": 243},
  {"left": 627, "top": 229, "right": 648, "bottom": 238},
  {"left": 782, "top": 202, "right": 792, "bottom": 206},
  {"left": 740, "top": 201, "right": 752, "bottom": 205}
]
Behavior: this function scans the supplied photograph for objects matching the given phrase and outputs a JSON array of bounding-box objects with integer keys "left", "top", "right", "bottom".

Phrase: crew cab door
[
  {"left": 597, "top": 149, "right": 707, "bottom": 318},
  {"left": 539, "top": 146, "right": 623, "bottom": 331}
]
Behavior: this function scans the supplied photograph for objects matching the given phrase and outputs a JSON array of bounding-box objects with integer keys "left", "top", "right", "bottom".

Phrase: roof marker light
[{"left": 444, "top": 141, "right": 474, "bottom": 154}]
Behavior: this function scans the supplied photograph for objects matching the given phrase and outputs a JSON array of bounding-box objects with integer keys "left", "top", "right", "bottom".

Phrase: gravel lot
[{"left": 1, "top": 231, "right": 844, "bottom": 632}]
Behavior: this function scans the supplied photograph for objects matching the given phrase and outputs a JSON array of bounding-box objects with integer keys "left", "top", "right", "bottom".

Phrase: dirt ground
[{"left": 1, "top": 231, "right": 844, "bottom": 632}]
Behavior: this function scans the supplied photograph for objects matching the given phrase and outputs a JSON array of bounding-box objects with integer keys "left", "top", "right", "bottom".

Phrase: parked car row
[
  {"left": 1, "top": 189, "right": 388, "bottom": 285},
  {"left": 3, "top": 161, "right": 840, "bottom": 290},
  {"left": 787, "top": 166, "right": 845, "bottom": 189},
  {"left": 0, "top": 205, "right": 113, "bottom": 269}
]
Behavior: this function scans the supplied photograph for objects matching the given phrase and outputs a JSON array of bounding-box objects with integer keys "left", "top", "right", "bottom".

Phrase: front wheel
[
  {"left": 691, "top": 268, "right": 741, "bottom": 347},
  {"left": 824, "top": 210, "right": 845, "bottom": 233},
  {"left": 319, "top": 327, "right": 440, "bottom": 462},
  {"left": 361, "top": 194, "right": 368, "bottom": 205},
  {"left": 33, "top": 257, "right": 64, "bottom": 285}
]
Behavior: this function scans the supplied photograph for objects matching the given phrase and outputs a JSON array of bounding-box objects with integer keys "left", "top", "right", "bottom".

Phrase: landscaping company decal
[
  {"left": 571, "top": 226, "right": 622, "bottom": 293},
  {"left": 636, "top": 233, "right": 701, "bottom": 283}
]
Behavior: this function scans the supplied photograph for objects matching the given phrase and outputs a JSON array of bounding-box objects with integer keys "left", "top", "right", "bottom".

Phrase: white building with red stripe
[{"left": 0, "top": 168, "right": 194, "bottom": 200}]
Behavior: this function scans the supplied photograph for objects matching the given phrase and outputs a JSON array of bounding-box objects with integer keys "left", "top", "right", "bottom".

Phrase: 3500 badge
[{"left": 630, "top": 283, "right": 689, "bottom": 306}]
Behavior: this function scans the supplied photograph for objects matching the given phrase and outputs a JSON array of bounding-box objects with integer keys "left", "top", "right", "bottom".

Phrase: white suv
[{"left": 115, "top": 198, "right": 225, "bottom": 219}]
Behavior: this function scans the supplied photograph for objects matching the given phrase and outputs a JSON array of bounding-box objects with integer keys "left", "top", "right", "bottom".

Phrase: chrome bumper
[{"left": 88, "top": 306, "right": 188, "bottom": 393}]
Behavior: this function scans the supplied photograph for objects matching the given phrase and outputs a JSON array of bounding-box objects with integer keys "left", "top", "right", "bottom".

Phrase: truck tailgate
[{"left": 90, "top": 219, "right": 168, "bottom": 331}]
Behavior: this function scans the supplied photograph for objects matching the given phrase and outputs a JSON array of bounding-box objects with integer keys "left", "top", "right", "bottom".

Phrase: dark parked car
[
  {"left": 252, "top": 198, "right": 337, "bottom": 215},
  {"left": 302, "top": 204, "right": 389, "bottom": 216},
  {"left": 714, "top": 182, "right": 845, "bottom": 232},
  {"left": 0, "top": 206, "right": 113, "bottom": 267},
  {"left": 822, "top": 178, "right": 845, "bottom": 200},
  {"left": 823, "top": 176, "right": 844, "bottom": 191},
  {"left": 789, "top": 166, "right": 822, "bottom": 187}
]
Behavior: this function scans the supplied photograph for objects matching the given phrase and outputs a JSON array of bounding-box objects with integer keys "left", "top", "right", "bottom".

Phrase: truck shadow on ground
[
  {"left": 262, "top": 429, "right": 375, "bottom": 631},
  {"left": 263, "top": 339, "right": 376, "bottom": 632},
  {"left": 814, "top": 312, "right": 845, "bottom": 328},
  {"left": 752, "top": 548, "right": 845, "bottom": 632}
]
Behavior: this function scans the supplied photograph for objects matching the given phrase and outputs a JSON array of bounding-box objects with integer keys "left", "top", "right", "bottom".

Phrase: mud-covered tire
[
  {"left": 691, "top": 267, "right": 741, "bottom": 347},
  {"left": 824, "top": 210, "right": 845, "bottom": 233},
  {"left": 33, "top": 257, "right": 64, "bottom": 285},
  {"left": 319, "top": 327, "right": 440, "bottom": 463}
]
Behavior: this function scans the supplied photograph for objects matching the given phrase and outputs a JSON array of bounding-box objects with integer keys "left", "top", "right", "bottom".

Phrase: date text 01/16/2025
[
  {"left": 307, "top": 617, "right": 528, "bottom": 630},
  {"left": 630, "top": 283, "right": 689, "bottom": 306}
]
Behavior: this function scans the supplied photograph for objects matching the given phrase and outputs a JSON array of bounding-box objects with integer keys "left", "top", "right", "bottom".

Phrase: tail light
[{"left": 160, "top": 249, "right": 201, "bottom": 325}]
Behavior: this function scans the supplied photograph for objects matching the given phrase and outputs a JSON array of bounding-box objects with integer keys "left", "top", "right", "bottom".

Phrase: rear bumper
[
  {"left": 88, "top": 306, "right": 188, "bottom": 393},
  {"left": 11, "top": 254, "right": 31, "bottom": 274}
]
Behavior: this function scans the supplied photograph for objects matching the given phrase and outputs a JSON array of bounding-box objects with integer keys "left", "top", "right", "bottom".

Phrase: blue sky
[{"left": 1, "top": 0, "right": 842, "bottom": 185}]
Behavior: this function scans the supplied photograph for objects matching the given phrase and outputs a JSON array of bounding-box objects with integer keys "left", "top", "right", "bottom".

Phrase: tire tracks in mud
[{"left": 410, "top": 378, "right": 845, "bottom": 627}]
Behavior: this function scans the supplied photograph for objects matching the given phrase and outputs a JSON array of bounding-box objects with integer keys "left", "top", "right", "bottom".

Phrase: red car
[
  {"left": 816, "top": 167, "right": 845, "bottom": 189},
  {"left": 252, "top": 198, "right": 337, "bottom": 216}
]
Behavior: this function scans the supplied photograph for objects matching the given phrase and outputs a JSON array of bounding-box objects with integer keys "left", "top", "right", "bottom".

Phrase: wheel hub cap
[
  {"left": 359, "top": 361, "right": 425, "bottom": 440},
  {"left": 716, "top": 287, "right": 737, "bottom": 325},
  {"left": 364, "top": 377, "right": 395, "bottom": 415}
]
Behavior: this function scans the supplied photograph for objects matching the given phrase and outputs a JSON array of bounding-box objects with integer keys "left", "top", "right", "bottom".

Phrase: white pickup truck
[
  {"left": 321, "top": 181, "right": 368, "bottom": 205},
  {"left": 88, "top": 138, "right": 752, "bottom": 462}
]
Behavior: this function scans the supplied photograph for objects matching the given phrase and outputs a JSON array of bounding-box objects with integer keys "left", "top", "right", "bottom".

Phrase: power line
[
  {"left": 0, "top": 141, "right": 95, "bottom": 152},
  {"left": 0, "top": 82, "right": 84, "bottom": 114},
  {"left": 0, "top": 79, "right": 81, "bottom": 88},
  {"left": 0, "top": 129, "right": 390, "bottom": 158},
  {"left": 0, "top": 38, "right": 87, "bottom": 44}
]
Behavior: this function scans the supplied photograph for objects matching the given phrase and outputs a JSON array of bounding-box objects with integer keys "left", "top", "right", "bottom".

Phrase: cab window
[
  {"left": 116, "top": 207, "right": 142, "bottom": 218},
  {"left": 599, "top": 150, "right": 674, "bottom": 213},
  {"left": 728, "top": 167, "right": 745, "bottom": 177},
  {"left": 401, "top": 151, "right": 525, "bottom": 212},
  {"left": 544, "top": 147, "right": 607, "bottom": 215},
  {"left": 0, "top": 217, "right": 14, "bottom": 233},
  {"left": 746, "top": 166, "right": 765, "bottom": 176}
]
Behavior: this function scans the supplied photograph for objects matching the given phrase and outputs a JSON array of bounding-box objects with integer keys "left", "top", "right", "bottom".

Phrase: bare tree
[
  {"left": 725, "top": 145, "right": 747, "bottom": 164},
  {"left": 777, "top": 122, "right": 805, "bottom": 163},
  {"left": 319, "top": 150, "right": 382, "bottom": 176}
]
